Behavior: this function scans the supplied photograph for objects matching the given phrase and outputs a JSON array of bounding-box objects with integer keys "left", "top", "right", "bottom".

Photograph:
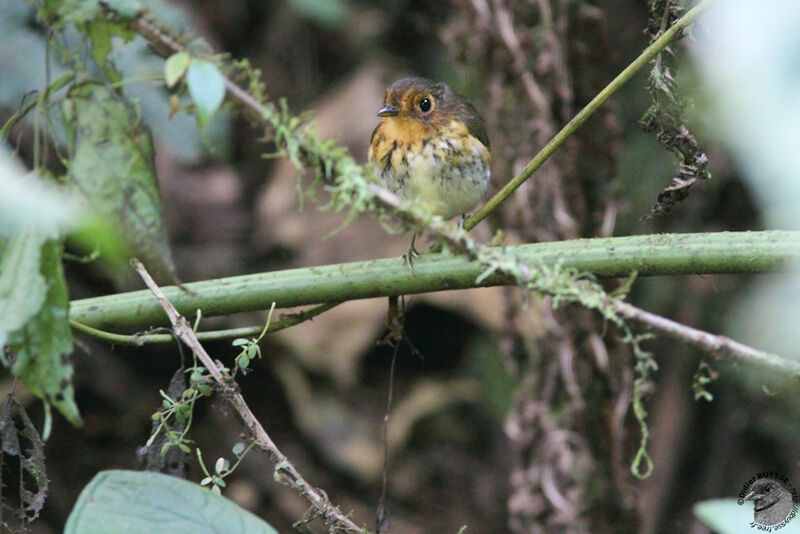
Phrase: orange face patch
[{"left": 374, "top": 116, "right": 434, "bottom": 147}]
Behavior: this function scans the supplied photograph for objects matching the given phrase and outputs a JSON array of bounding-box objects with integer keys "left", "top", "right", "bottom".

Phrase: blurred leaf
[
  {"left": 8, "top": 239, "right": 81, "bottom": 426},
  {"left": 289, "top": 0, "right": 348, "bottom": 28},
  {"left": 694, "top": 498, "right": 800, "bottom": 534},
  {"left": 87, "top": 18, "right": 135, "bottom": 82},
  {"left": 165, "top": 51, "right": 190, "bottom": 88},
  {"left": 695, "top": 0, "right": 800, "bottom": 231},
  {"left": 727, "top": 271, "right": 800, "bottom": 359},
  {"left": 42, "top": 0, "right": 101, "bottom": 24},
  {"left": 693, "top": 499, "right": 750, "bottom": 533},
  {"left": 103, "top": 0, "right": 144, "bottom": 19},
  {"left": 695, "top": 0, "right": 800, "bottom": 358},
  {"left": 68, "top": 214, "right": 132, "bottom": 274},
  {"left": 64, "top": 470, "right": 279, "bottom": 534},
  {"left": 41, "top": 0, "right": 142, "bottom": 23},
  {"left": 0, "top": 148, "right": 82, "bottom": 237},
  {"left": 0, "top": 229, "right": 48, "bottom": 353},
  {"left": 186, "top": 59, "right": 226, "bottom": 128},
  {"left": 62, "top": 82, "right": 178, "bottom": 282}
]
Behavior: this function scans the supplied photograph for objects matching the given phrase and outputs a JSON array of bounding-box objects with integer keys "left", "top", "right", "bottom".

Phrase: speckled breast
[{"left": 370, "top": 121, "right": 491, "bottom": 220}]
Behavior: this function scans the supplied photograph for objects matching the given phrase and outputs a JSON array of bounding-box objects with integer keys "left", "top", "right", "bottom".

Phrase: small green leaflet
[
  {"left": 165, "top": 52, "right": 190, "bottom": 88},
  {"left": 186, "top": 59, "right": 226, "bottom": 128}
]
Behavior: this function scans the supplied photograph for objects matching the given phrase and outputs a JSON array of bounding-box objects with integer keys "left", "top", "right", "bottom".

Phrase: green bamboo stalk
[{"left": 70, "top": 231, "right": 800, "bottom": 330}]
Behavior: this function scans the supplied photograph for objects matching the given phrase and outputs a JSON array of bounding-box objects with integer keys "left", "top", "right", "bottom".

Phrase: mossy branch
[{"left": 70, "top": 231, "right": 800, "bottom": 369}]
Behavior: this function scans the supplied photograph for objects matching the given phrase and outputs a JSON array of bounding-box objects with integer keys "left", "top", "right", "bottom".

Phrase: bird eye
[{"left": 419, "top": 98, "right": 432, "bottom": 113}]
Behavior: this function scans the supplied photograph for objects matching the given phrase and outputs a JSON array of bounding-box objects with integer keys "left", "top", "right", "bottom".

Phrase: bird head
[
  {"left": 377, "top": 77, "right": 451, "bottom": 125},
  {"left": 744, "top": 478, "right": 790, "bottom": 511},
  {"left": 375, "top": 77, "right": 489, "bottom": 149}
]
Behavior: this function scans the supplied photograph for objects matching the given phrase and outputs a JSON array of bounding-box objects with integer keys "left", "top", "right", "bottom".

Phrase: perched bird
[
  {"left": 368, "top": 77, "right": 491, "bottom": 256},
  {"left": 744, "top": 478, "right": 795, "bottom": 526}
]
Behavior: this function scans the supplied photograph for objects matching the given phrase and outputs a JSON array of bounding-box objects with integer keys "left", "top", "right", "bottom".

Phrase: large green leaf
[
  {"left": 7, "top": 239, "right": 81, "bottom": 426},
  {"left": 65, "top": 470, "right": 279, "bottom": 534},
  {"left": 62, "top": 82, "right": 178, "bottom": 282}
]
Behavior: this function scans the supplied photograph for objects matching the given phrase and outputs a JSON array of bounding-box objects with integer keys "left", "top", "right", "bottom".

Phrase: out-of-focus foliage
[
  {"left": 0, "top": 0, "right": 230, "bottom": 165},
  {"left": 0, "top": 147, "right": 81, "bottom": 236},
  {"left": 694, "top": 0, "right": 800, "bottom": 359},
  {"left": 0, "top": 149, "right": 82, "bottom": 425}
]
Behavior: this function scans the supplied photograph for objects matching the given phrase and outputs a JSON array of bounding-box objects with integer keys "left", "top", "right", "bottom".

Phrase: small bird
[
  {"left": 744, "top": 478, "right": 795, "bottom": 526},
  {"left": 368, "top": 77, "right": 491, "bottom": 256}
]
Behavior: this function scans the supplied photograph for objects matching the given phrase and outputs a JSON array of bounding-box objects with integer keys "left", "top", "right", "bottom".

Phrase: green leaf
[
  {"left": 0, "top": 229, "right": 48, "bottom": 352},
  {"left": 214, "top": 457, "right": 229, "bottom": 474},
  {"left": 7, "top": 239, "right": 81, "bottom": 426},
  {"left": 64, "top": 470, "right": 279, "bottom": 534},
  {"left": 165, "top": 52, "right": 190, "bottom": 88},
  {"left": 62, "top": 82, "right": 178, "bottom": 283},
  {"left": 186, "top": 60, "right": 226, "bottom": 128}
]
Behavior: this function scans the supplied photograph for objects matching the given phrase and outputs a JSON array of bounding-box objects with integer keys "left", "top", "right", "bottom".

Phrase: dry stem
[{"left": 132, "top": 259, "right": 367, "bottom": 534}]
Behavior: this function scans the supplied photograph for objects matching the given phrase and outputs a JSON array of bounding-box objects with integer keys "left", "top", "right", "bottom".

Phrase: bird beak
[
  {"left": 377, "top": 104, "right": 399, "bottom": 117},
  {"left": 744, "top": 491, "right": 755, "bottom": 501}
]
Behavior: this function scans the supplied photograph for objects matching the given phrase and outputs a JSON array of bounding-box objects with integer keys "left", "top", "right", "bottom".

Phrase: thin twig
[
  {"left": 131, "top": 259, "right": 367, "bottom": 534},
  {"left": 614, "top": 302, "right": 800, "bottom": 376},
  {"left": 464, "top": 0, "right": 715, "bottom": 231},
  {"left": 376, "top": 340, "right": 400, "bottom": 533}
]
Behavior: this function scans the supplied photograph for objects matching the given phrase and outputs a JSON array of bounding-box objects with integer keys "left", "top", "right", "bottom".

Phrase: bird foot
[{"left": 401, "top": 244, "right": 419, "bottom": 271}]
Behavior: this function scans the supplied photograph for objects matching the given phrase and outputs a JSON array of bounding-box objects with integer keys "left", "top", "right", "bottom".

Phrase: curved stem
[{"left": 70, "top": 302, "right": 341, "bottom": 345}]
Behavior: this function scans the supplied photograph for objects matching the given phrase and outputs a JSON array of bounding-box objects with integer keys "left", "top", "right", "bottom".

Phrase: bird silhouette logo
[{"left": 744, "top": 477, "right": 796, "bottom": 526}]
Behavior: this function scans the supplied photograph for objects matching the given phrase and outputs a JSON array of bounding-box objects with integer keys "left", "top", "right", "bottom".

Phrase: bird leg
[{"left": 402, "top": 231, "right": 420, "bottom": 271}]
